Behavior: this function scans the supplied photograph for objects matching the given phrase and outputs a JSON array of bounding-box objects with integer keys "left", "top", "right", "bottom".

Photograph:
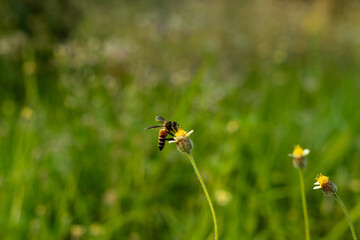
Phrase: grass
[{"left": 1, "top": 0, "right": 360, "bottom": 239}]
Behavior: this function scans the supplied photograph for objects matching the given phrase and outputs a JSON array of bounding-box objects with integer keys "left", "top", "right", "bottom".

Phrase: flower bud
[
  {"left": 293, "top": 157, "right": 307, "bottom": 169},
  {"left": 176, "top": 137, "right": 193, "bottom": 154}
]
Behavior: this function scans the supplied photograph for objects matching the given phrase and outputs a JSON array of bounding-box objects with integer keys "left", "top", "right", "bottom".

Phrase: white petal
[
  {"left": 314, "top": 181, "right": 319, "bottom": 185},
  {"left": 168, "top": 140, "right": 176, "bottom": 144},
  {"left": 303, "top": 149, "right": 310, "bottom": 156},
  {"left": 186, "top": 130, "right": 194, "bottom": 137},
  {"left": 173, "top": 136, "right": 182, "bottom": 141},
  {"left": 288, "top": 154, "right": 294, "bottom": 157},
  {"left": 313, "top": 186, "right": 322, "bottom": 189}
]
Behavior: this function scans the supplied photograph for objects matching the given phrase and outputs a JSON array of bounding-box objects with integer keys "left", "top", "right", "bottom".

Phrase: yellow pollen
[
  {"left": 293, "top": 145, "right": 304, "bottom": 156},
  {"left": 175, "top": 128, "right": 187, "bottom": 137},
  {"left": 315, "top": 173, "right": 329, "bottom": 187}
]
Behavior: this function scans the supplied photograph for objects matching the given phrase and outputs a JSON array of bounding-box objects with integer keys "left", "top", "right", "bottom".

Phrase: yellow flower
[
  {"left": 313, "top": 173, "right": 329, "bottom": 188},
  {"left": 289, "top": 145, "right": 309, "bottom": 169},
  {"left": 169, "top": 128, "right": 194, "bottom": 153},
  {"left": 313, "top": 173, "right": 337, "bottom": 195},
  {"left": 288, "top": 145, "right": 310, "bottom": 158},
  {"left": 170, "top": 128, "right": 193, "bottom": 142},
  {"left": 174, "top": 128, "right": 189, "bottom": 138}
]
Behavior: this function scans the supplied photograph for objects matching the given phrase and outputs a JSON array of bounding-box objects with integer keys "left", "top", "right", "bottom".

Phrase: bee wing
[{"left": 156, "top": 116, "right": 166, "bottom": 123}]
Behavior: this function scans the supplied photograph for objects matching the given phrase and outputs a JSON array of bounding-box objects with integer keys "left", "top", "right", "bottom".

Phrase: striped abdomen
[{"left": 158, "top": 129, "right": 168, "bottom": 151}]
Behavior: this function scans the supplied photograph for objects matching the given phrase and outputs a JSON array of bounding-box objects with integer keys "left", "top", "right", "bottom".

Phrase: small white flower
[
  {"left": 313, "top": 173, "right": 337, "bottom": 195},
  {"left": 168, "top": 129, "right": 194, "bottom": 153},
  {"left": 288, "top": 145, "right": 310, "bottom": 158},
  {"left": 168, "top": 130, "right": 193, "bottom": 143}
]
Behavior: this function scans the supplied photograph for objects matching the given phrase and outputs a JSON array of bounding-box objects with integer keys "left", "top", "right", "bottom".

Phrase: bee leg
[{"left": 164, "top": 138, "right": 174, "bottom": 141}]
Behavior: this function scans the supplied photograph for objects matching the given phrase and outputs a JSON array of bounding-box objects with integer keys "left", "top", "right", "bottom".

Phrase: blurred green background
[{"left": 1, "top": 0, "right": 360, "bottom": 239}]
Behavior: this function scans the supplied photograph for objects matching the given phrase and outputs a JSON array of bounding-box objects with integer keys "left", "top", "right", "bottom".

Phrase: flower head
[
  {"left": 288, "top": 145, "right": 310, "bottom": 169},
  {"left": 169, "top": 128, "right": 194, "bottom": 153},
  {"left": 289, "top": 145, "right": 310, "bottom": 158},
  {"left": 313, "top": 173, "right": 337, "bottom": 195},
  {"left": 174, "top": 128, "right": 188, "bottom": 138}
]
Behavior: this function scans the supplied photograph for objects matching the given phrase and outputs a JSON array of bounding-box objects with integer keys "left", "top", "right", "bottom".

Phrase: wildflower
[
  {"left": 313, "top": 173, "right": 337, "bottom": 196},
  {"left": 313, "top": 174, "right": 357, "bottom": 239},
  {"left": 169, "top": 128, "right": 194, "bottom": 154},
  {"left": 146, "top": 117, "right": 217, "bottom": 239},
  {"left": 288, "top": 145, "right": 310, "bottom": 169},
  {"left": 289, "top": 144, "right": 311, "bottom": 239},
  {"left": 289, "top": 145, "right": 310, "bottom": 158}
]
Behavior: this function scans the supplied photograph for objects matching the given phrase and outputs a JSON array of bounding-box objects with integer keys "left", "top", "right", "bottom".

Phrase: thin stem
[
  {"left": 186, "top": 153, "right": 218, "bottom": 240},
  {"left": 298, "top": 169, "right": 310, "bottom": 240},
  {"left": 334, "top": 193, "right": 357, "bottom": 240}
]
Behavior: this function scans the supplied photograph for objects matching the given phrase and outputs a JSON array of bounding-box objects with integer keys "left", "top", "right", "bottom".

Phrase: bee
[{"left": 145, "top": 116, "right": 180, "bottom": 151}]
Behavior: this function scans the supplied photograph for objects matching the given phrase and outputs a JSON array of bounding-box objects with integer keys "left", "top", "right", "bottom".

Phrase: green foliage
[{"left": 1, "top": 0, "right": 360, "bottom": 239}]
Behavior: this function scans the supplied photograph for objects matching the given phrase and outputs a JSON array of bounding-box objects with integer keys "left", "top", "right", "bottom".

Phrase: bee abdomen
[
  {"left": 158, "top": 138, "right": 166, "bottom": 151},
  {"left": 158, "top": 129, "right": 168, "bottom": 151}
]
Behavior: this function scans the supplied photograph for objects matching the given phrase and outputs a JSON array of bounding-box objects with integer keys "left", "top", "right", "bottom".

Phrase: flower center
[
  {"left": 315, "top": 173, "right": 329, "bottom": 187},
  {"left": 175, "top": 128, "right": 187, "bottom": 137},
  {"left": 293, "top": 145, "right": 304, "bottom": 156}
]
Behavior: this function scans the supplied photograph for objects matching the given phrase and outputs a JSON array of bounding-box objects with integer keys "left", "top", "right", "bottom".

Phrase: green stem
[
  {"left": 298, "top": 169, "right": 310, "bottom": 240},
  {"left": 334, "top": 193, "right": 357, "bottom": 240},
  {"left": 186, "top": 153, "right": 218, "bottom": 240}
]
